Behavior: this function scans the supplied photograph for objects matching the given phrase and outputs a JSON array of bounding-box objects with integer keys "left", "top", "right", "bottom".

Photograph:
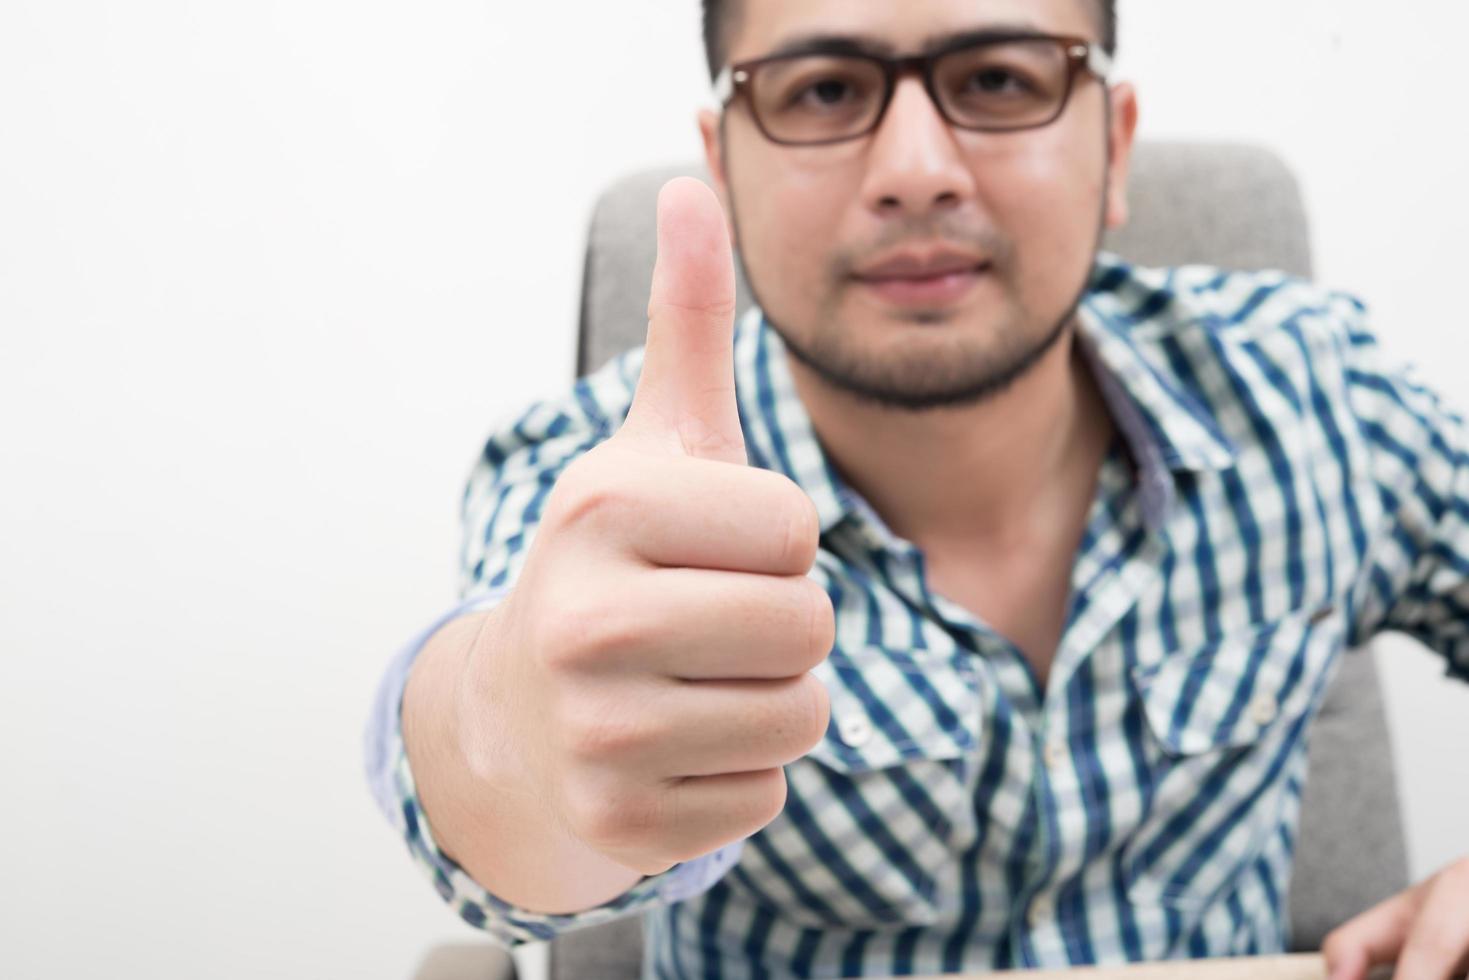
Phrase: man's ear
[
  {"left": 697, "top": 108, "right": 735, "bottom": 244},
  {"left": 1103, "top": 82, "right": 1140, "bottom": 231}
]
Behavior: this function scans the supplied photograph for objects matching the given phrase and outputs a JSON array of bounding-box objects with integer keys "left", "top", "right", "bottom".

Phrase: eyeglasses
[{"left": 713, "top": 33, "right": 1113, "bottom": 147}]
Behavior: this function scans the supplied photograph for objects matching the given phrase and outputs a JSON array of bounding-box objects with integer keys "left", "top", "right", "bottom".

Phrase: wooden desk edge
[{"left": 902, "top": 953, "right": 1327, "bottom": 979}]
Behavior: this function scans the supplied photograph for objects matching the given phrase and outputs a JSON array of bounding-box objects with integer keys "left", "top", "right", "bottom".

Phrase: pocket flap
[{"left": 1129, "top": 604, "right": 1338, "bottom": 756}]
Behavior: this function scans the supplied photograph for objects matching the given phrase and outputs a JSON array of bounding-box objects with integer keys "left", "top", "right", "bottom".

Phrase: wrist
[{"left": 402, "top": 609, "right": 498, "bottom": 861}]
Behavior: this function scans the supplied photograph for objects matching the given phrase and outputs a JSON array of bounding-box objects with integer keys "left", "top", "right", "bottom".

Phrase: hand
[
  {"left": 1323, "top": 856, "right": 1469, "bottom": 979},
  {"left": 465, "top": 177, "right": 834, "bottom": 877}
]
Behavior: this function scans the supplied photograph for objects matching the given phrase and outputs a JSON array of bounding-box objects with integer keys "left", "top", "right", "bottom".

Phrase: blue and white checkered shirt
[{"left": 365, "top": 255, "right": 1469, "bottom": 977}]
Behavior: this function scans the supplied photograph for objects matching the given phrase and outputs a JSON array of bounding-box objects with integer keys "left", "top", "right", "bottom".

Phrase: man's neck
[{"left": 788, "top": 324, "right": 1114, "bottom": 553}]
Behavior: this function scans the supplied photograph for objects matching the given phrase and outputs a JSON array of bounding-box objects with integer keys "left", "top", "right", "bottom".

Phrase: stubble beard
[
  {"left": 724, "top": 149, "right": 1110, "bottom": 414},
  {"left": 770, "top": 292, "right": 1080, "bottom": 412},
  {"left": 732, "top": 214, "right": 1106, "bottom": 412}
]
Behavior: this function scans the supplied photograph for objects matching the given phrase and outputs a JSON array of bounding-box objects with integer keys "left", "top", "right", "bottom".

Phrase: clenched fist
[{"left": 406, "top": 178, "right": 834, "bottom": 910}]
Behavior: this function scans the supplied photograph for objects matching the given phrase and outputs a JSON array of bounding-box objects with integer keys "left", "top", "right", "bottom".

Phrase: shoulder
[
  {"left": 1086, "top": 254, "right": 1373, "bottom": 415},
  {"left": 475, "top": 345, "right": 646, "bottom": 476},
  {"left": 1089, "top": 253, "right": 1368, "bottom": 346},
  {"left": 457, "top": 345, "right": 649, "bottom": 591}
]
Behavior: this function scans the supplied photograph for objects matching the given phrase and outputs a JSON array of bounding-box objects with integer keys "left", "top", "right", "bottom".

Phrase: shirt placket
[{"left": 1019, "top": 453, "right": 1167, "bottom": 969}]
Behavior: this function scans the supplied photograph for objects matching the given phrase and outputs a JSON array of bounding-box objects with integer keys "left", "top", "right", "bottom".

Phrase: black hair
[{"left": 700, "top": 0, "right": 1118, "bottom": 80}]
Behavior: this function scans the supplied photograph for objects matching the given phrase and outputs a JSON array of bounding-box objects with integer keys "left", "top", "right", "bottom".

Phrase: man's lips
[
  {"left": 852, "top": 260, "right": 987, "bottom": 307},
  {"left": 851, "top": 251, "right": 992, "bottom": 307}
]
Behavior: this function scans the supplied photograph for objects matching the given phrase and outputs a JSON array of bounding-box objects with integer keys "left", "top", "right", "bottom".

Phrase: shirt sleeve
[
  {"left": 363, "top": 357, "right": 742, "bottom": 947},
  {"left": 1340, "top": 298, "right": 1469, "bottom": 683}
]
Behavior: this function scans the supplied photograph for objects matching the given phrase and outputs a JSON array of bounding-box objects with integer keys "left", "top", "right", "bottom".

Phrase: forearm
[{"left": 401, "top": 606, "right": 643, "bottom": 914}]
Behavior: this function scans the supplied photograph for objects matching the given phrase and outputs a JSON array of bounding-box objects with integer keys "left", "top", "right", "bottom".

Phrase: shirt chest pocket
[
  {"left": 734, "top": 644, "right": 984, "bottom": 930},
  {"left": 1120, "top": 603, "right": 1343, "bottom": 910}
]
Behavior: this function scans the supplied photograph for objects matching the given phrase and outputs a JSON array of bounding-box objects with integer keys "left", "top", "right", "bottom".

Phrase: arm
[
  {"left": 1288, "top": 295, "right": 1469, "bottom": 980},
  {"left": 365, "top": 180, "right": 826, "bottom": 946},
  {"left": 1341, "top": 300, "right": 1469, "bottom": 681}
]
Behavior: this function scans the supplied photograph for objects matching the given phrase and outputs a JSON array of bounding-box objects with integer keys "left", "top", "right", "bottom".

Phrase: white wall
[{"left": 1, "top": 2, "right": 1464, "bottom": 977}]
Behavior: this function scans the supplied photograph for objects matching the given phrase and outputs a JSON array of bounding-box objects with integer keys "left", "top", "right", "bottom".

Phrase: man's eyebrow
[
  {"left": 921, "top": 24, "right": 1052, "bottom": 53},
  {"left": 758, "top": 22, "right": 1051, "bottom": 62},
  {"left": 761, "top": 32, "right": 899, "bottom": 60}
]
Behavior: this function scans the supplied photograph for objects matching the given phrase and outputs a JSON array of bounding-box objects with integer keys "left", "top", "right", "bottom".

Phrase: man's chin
[
  {"left": 775, "top": 305, "right": 1073, "bottom": 413},
  {"left": 838, "top": 304, "right": 1003, "bottom": 350}
]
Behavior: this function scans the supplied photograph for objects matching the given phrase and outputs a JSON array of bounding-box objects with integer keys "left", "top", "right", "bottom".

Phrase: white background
[{"left": 2, "top": 1, "right": 1467, "bottom": 977}]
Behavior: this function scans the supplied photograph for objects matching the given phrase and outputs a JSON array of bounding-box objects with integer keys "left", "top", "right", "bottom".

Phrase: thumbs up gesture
[{"left": 467, "top": 178, "right": 834, "bottom": 880}]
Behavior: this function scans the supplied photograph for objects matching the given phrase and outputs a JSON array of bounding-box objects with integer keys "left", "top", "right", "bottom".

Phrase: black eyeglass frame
[{"left": 712, "top": 32, "right": 1115, "bottom": 147}]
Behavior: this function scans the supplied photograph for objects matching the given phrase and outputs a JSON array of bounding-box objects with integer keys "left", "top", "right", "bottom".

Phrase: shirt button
[
  {"left": 1043, "top": 740, "right": 1068, "bottom": 771},
  {"left": 1027, "top": 893, "right": 1054, "bottom": 928},
  {"left": 1249, "top": 694, "right": 1278, "bottom": 726},
  {"left": 838, "top": 715, "right": 873, "bottom": 747}
]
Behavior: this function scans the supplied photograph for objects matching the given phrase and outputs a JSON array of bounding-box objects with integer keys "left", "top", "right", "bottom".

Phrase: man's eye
[
  {"left": 794, "top": 78, "right": 856, "bottom": 108},
  {"left": 966, "top": 68, "right": 1031, "bottom": 95}
]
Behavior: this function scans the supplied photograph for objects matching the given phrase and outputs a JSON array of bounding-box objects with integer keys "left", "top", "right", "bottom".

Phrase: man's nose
[{"left": 859, "top": 76, "right": 978, "bottom": 219}]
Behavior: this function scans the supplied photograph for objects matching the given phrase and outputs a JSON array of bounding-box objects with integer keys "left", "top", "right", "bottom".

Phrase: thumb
[{"left": 621, "top": 176, "right": 745, "bottom": 464}]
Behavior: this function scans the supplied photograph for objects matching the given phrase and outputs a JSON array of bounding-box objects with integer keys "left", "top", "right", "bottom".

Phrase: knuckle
[
  {"left": 585, "top": 602, "right": 647, "bottom": 663},
  {"left": 604, "top": 787, "right": 667, "bottom": 844},
  {"left": 553, "top": 483, "right": 620, "bottom": 535},
  {"left": 535, "top": 603, "right": 598, "bottom": 671},
  {"left": 542, "top": 454, "right": 592, "bottom": 519},
  {"left": 802, "top": 674, "right": 832, "bottom": 745},
  {"left": 747, "top": 768, "right": 790, "bottom": 829},
  {"left": 676, "top": 413, "right": 745, "bottom": 461},
  {"left": 562, "top": 694, "right": 656, "bottom": 764},
  {"left": 780, "top": 673, "right": 831, "bottom": 754},
  {"left": 537, "top": 590, "right": 644, "bottom": 673},
  {"left": 654, "top": 293, "right": 737, "bottom": 320},
  {"left": 570, "top": 786, "right": 665, "bottom": 854},
  {"left": 663, "top": 772, "right": 786, "bottom": 865},
  {"left": 800, "top": 577, "right": 836, "bottom": 667},
  {"left": 775, "top": 481, "right": 820, "bottom": 571},
  {"left": 559, "top": 780, "right": 608, "bottom": 842},
  {"left": 546, "top": 460, "right": 627, "bottom": 537}
]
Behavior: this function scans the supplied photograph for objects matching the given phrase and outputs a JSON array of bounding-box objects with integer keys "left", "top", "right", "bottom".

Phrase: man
[{"left": 366, "top": 0, "right": 1469, "bottom": 976}]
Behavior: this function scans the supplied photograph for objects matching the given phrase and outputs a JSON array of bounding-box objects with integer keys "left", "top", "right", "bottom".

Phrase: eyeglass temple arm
[
  {"left": 1083, "top": 44, "right": 1114, "bottom": 81},
  {"left": 712, "top": 66, "right": 736, "bottom": 105}
]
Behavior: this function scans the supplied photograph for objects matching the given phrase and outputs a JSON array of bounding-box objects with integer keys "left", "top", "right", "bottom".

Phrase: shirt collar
[
  {"left": 1078, "top": 254, "right": 1239, "bottom": 475},
  {"left": 732, "top": 305, "right": 857, "bottom": 535},
  {"left": 730, "top": 253, "right": 1238, "bottom": 538}
]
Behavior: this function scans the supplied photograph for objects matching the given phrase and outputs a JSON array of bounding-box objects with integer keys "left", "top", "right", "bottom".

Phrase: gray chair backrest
[
  {"left": 577, "top": 141, "right": 1314, "bottom": 376},
  {"left": 562, "top": 142, "right": 1407, "bottom": 977}
]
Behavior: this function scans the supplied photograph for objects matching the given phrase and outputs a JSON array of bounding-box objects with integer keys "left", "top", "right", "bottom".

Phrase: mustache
[{"left": 829, "top": 216, "right": 1013, "bottom": 278}]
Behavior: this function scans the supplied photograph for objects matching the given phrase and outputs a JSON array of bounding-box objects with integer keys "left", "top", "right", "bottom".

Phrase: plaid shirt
[{"left": 365, "top": 255, "right": 1469, "bottom": 977}]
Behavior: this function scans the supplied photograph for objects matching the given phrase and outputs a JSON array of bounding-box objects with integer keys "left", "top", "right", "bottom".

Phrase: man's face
[{"left": 700, "top": 0, "right": 1137, "bottom": 410}]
